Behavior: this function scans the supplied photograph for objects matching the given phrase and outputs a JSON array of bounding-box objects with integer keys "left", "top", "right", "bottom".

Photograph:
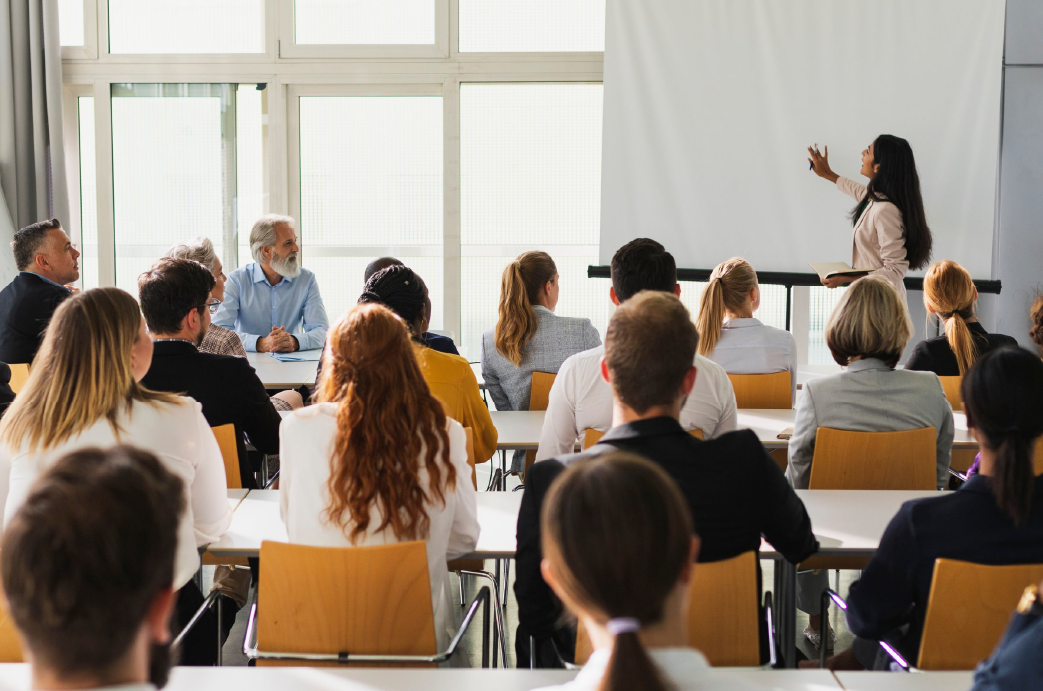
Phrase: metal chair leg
[
  {"left": 458, "top": 573, "right": 466, "bottom": 606},
  {"left": 501, "top": 559, "right": 511, "bottom": 608}
]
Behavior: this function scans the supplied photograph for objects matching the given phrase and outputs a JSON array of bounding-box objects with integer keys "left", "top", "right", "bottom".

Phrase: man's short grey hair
[
  {"left": 166, "top": 237, "right": 218, "bottom": 274},
  {"left": 250, "top": 214, "right": 295, "bottom": 264}
]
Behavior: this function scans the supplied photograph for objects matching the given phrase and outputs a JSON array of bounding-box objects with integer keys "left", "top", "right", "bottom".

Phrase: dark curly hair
[{"left": 358, "top": 265, "right": 429, "bottom": 337}]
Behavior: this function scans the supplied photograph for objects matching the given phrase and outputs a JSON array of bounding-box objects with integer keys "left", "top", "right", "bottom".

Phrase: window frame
[{"left": 60, "top": 0, "right": 99, "bottom": 60}]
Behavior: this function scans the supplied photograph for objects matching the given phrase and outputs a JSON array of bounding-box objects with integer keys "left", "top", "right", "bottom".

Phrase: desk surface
[
  {"left": 227, "top": 488, "right": 249, "bottom": 513},
  {"left": 247, "top": 351, "right": 320, "bottom": 388},
  {"left": 834, "top": 671, "right": 973, "bottom": 690}
]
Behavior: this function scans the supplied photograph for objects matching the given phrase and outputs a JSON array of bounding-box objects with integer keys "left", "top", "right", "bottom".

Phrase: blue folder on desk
[{"left": 266, "top": 350, "right": 323, "bottom": 362}]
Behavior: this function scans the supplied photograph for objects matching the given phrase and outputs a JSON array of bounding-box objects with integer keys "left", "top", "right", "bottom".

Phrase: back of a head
[
  {"left": 138, "top": 257, "right": 216, "bottom": 335},
  {"left": 364, "top": 256, "right": 404, "bottom": 283},
  {"left": 1, "top": 446, "right": 183, "bottom": 680},
  {"left": 961, "top": 347, "right": 1043, "bottom": 524},
  {"left": 1030, "top": 294, "right": 1043, "bottom": 354},
  {"left": 825, "top": 275, "right": 911, "bottom": 368},
  {"left": 165, "top": 237, "right": 218, "bottom": 275},
  {"left": 542, "top": 451, "right": 694, "bottom": 691},
  {"left": 495, "top": 251, "right": 557, "bottom": 366},
  {"left": 319, "top": 303, "right": 454, "bottom": 542},
  {"left": 605, "top": 291, "right": 699, "bottom": 414},
  {"left": 358, "top": 265, "right": 429, "bottom": 334},
  {"left": 695, "top": 257, "right": 758, "bottom": 357},
  {"left": 609, "top": 239, "right": 677, "bottom": 303},
  {"left": 249, "top": 214, "right": 294, "bottom": 263},
  {"left": 11, "top": 218, "right": 62, "bottom": 272},
  {"left": 923, "top": 260, "right": 978, "bottom": 375}
]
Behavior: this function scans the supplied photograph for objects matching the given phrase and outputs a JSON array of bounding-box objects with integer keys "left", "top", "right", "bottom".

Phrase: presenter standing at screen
[{"left": 807, "top": 135, "right": 933, "bottom": 305}]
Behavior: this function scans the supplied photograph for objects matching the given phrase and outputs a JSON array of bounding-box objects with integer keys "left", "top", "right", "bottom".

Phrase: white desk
[
  {"left": 246, "top": 351, "right": 320, "bottom": 389},
  {"left": 471, "top": 362, "right": 486, "bottom": 391},
  {"left": 490, "top": 411, "right": 547, "bottom": 451},
  {"left": 227, "top": 488, "right": 250, "bottom": 513},
  {"left": 834, "top": 671, "right": 974, "bottom": 690}
]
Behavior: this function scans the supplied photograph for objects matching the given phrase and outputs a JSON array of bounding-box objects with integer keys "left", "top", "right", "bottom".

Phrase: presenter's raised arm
[{"left": 807, "top": 144, "right": 839, "bottom": 183}]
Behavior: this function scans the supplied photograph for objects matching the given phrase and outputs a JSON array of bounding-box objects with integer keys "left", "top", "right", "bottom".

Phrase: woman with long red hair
[{"left": 279, "top": 302, "right": 479, "bottom": 649}]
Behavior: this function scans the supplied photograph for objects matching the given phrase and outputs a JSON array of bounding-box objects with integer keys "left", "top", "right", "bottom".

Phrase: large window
[
  {"left": 76, "top": 96, "right": 99, "bottom": 290},
  {"left": 458, "top": 0, "right": 605, "bottom": 53},
  {"left": 107, "top": 0, "right": 265, "bottom": 54},
  {"left": 293, "top": 0, "right": 435, "bottom": 45}
]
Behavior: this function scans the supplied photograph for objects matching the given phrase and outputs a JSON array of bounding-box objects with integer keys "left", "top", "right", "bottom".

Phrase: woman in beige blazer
[{"left": 807, "top": 135, "right": 933, "bottom": 304}]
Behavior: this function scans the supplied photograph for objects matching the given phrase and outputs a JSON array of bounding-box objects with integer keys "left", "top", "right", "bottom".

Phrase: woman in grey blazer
[
  {"left": 481, "top": 252, "right": 601, "bottom": 473},
  {"left": 787, "top": 275, "right": 954, "bottom": 651}
]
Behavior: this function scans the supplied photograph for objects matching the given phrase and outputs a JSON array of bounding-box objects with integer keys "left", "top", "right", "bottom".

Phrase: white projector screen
[{"left": 600, "top": 0, "right": 1006, "bottom": 278}]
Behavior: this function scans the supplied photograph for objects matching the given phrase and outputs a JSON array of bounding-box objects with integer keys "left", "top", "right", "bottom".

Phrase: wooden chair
[
  {"left": 0, "top": 583, "right": 23, "bottom": 662},
  {"left": 916, "top": 559, "right": 1043, "bottom": 670},
  {"left": 727, "top": 372, "right": 792, "bottom": 409},
  {"left": 581, "top": 427, "right": 703, "bottom": 450},
  {"left": 938, "top": 376, "right": 963, "bottom": 411},
  {"left": 575, "top": 551, "right": 762, "bottom": 667},
  {"left": 808, "top": 427, "right": 937, "bottom": 491},
  {"left": 246, "top": 540, "right": 502, "bottom": 667},
  {"left": 522, "top": 372, "right": 557, "bottom": 478},
  {"left": 211, "top": 424, "right": 241, "bottom": 490},
  {"left": 7, "top": 364, "right": 29, "bottom": 395},
  {"left": 1036, "top": 438, "right": 1043, "bottom": 476}
]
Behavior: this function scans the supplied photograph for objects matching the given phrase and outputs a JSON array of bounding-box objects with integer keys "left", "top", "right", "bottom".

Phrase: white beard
[{"left": 271, "top": 251, "right": 301, "bottom": 279}]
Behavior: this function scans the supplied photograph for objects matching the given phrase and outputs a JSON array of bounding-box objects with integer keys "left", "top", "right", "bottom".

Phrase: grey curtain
[{"left": 0, "top": 0, "right": 68, "bottom": 284}]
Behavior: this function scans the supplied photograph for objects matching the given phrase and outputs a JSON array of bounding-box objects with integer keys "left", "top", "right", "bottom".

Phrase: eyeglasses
[{"left": 197, "top": 298, "right": 221, "bottom": 315}]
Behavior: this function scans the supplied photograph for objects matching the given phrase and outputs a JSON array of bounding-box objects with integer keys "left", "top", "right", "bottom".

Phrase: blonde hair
[
  {"left": 0, "top": 288, "right": 181, "bottom": 453},
  {"left": 494, "top": 251, "right": 557, "bottom": 366},
  {"left": 696, "top": 258, "right": 758, "bottom": 356},
  {"left": 923, "top": 260, "right": 979, "bottom": 375},
  {"left": 825, "top": 275, "right": 912, "bottom": 368}
]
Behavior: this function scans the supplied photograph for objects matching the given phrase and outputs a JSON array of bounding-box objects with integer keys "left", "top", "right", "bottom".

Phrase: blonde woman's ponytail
[
  {"left": 696, "top": 279, "right": 726, "bottom": 357},
  {"left": 696, "top": 258, "right": 759, "bottom": 357},
  {"left": 494, "top": 251, "right": 557, "bottom": 366},
  {"left": 923, "top": 260, "right": 979, "bottom": 375}
]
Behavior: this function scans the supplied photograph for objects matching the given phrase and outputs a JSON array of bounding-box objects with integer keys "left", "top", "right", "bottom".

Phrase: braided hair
[{"left": 358, "top": 265, "right": 430, "bottom": 337}]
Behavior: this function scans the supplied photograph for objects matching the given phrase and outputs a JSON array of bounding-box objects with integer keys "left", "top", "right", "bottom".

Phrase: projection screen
[{"left": 599, "top": 0, "right": 1006, "bottom": 278}]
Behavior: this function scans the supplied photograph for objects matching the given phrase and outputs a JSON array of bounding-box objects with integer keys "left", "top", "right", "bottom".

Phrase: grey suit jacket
[{"left": 786, "top": 358, "right": 954, "bottom": 490}]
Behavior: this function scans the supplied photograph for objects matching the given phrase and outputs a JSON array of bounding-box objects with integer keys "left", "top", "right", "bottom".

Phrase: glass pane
[
  {"left": 236, "top": 85, "right": 264, "bottom": 273},
  {"left": 59, "top": 0, "right": 85, "bottom": 46},
  {"left": 459, "top": 0, "right": 605, "bottom": 53},
  {"left": 111, "top": 85, "right": 234, "bottom": 295},
  {"left": 77, "top": 97, "right": 98, "bottom": 290},
  {"left": 108, "top": 0, "right": 265, "bottom": 54},
  {"left": 294, "top": 0, "right": 435, "bottom": 45},
  {"left": 809, "top": 286, "right": 849, "bottom": 365}
]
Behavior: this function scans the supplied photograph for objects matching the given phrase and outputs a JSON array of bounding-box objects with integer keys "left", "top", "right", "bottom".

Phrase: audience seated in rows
[
  {"left": 364, "top": 256, "right": 460, "bottom": 355},
  {"left": 280, "top": 303, "right": 478, "bottom": 651},
  {"left": 360, "top": 265, "right": 497, "bottom": 463},
  {"left": 536, "top": 239, "right": 737, "bottom": 461},
  {"left": 906, "top": 259, "right": 1017, "bottom": 376},
  {"left": 532, "top": 452, "right": 758, "bottom": 691},
  {"left": 214, "top": 214, "right": 329, "bottom": 353},
  {"left": 1, "top": 446, "right": 183, "bottom": 690},
  {"left": 482, "top": 251, "right": 602, "bottom": 473},
  {"left": 0, "top": 219, "right": 78, "bottom": 364},
  {"left": 696, "top": 257, "right": 798, "bottom": 403},
  {"left": 821, "top": 346, "right": 1043, "bottom": 671},
  {"left": 0, "top": 287, "right": 231, "bottom": 665},
  {"left": 788, "top": 274, "right": 954, "bottom": 649},
  {"left": 972, "top": 576, "right": 1043, "bottom": 690},
  {"left": 517, "top": 291, "right": 817, "bottom": 667}
]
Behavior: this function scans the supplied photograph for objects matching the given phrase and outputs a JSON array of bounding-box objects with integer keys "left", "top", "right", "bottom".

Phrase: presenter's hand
[
  {"left": 821, "top": 275, "right": 848, "bottom": 289},
  {"left": 808, "top": 145, "right": 839, "bottom": 183}
]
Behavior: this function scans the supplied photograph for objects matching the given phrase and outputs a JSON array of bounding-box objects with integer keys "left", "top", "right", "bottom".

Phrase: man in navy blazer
[{"left": 0, "top": 219, "right": 79, "bottom": 364}]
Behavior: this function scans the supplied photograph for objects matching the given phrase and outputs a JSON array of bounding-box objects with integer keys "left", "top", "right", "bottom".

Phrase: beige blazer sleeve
[{"left": 836, "top": 175, "right": 867, "bottom": 202}]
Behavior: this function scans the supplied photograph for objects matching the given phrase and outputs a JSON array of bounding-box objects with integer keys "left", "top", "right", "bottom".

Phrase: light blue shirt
[{"left": 213, "top": 263, "right": 328, "bottom": 352}]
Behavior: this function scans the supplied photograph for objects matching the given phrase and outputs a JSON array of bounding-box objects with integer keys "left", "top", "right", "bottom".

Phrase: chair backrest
[
  {"left": 1036, "top": 438, "right": 1043, "bottom": 476},
  {"left": 575, "top": 551, "right": 761, "bottom": 667},
  {"left": 581, "top": 427, "right": 703, "bottom": 451},
  {"left": 257, "top": 540, "right": 436, "bottom": 666},
  {"left": 938, "top": 376, "right": 963, "bottom": 411},
  {"left": 808, "top": 427, "right": 937, "bottom": 490},
  {"left": 0, "top": 581, "right": 23, "bottom": 662},
  {"left": 7, "top": 364, "right": 29, "bottom": 395},
  {"left": 726, "top": 372, "right": 791, "bottom": 409},
  {"left": 211, "top": 424, "right": 241, "bottom": 490},
  {"left": 523, "top": 372, "right": 557, "bottom": 477},
  {"left": 919, "top": 558, "right": 1043, "bottom": 670}
]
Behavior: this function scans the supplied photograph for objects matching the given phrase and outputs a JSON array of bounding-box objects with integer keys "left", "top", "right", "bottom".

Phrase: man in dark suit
[
  {"left": 0, "top": 219, "right": 79, "bottom": 363},
  {"left": 138, "top": 257, "right": 299, "bottom": 489},
  {"left": 515, "top": 291, "right": 819, "bottom": 667}
]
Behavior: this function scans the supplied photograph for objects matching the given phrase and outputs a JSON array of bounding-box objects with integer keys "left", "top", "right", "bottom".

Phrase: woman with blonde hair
[
  {"left": 279, "top": 302, "right": 479, "bottom": 650},
  {"left": 696, "top": 257, "right": 797, "bottom": 402},
  {"left": 786, "top": 275, "right": 953, "bottom": 651},
  {"left": 0, "top": 287, "right": 231, "bottom": 664},
  {"left": 906, "top": 260, "right": 1017, "bottom": 376},
  {"left": 481, "top": 251, "right": 600, "bottom": 472}
]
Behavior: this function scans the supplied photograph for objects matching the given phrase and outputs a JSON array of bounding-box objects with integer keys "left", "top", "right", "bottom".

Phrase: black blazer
[
  {"left": 141, "top": 340, "right": 283, "bottom": 487},
  {"left": 515, "top": 416, "right": 819, "bottom": 643},
  {"left": 847, "top": 474, "right": 1043, "bottom": 663},
  {"left": 0, "top": 272, "right": 72, "bottom": 364},
  {"left": 905, "top": 322, "right": 1019, "bottom": 377}
]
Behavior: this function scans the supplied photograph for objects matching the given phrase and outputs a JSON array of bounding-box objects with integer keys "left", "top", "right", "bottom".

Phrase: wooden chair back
[
  {"left": 7, "top": 364, "right": 29, "bottom": 395},
  {"left": 808, "top": 427, "right": 937, "bottom": 490},
  {"left": 0, "top": 582, "right": 23, "bottom": 662},
  {"left": 581, "top": 427, "right": 703, "bottom": 451},
  {"left": 938, "top": 376, "right": 963, "bottom": 411},
  {"left": 211, "top": 424, "right": 241, "bottom": 490},
  {"left": 257, "top": 540, "right": 437, "bottom": 666},
  {"left": 523, "top": 372, "right": 557, "bottom": 477},
  {"left": 1036, "top": 438, "right": 1043, "bottom": 476},
  {"left": 918, "top": 559, "right": 1043, "bottom": 670},
  {"left": 448, "top": 428, "right": 482, "bottom": 573},
  {"left": 576, "top": 551, "right": 761, "bottom": 667},
  {"left": 727, "top": 372, "right": 792, "bottom": 409}
]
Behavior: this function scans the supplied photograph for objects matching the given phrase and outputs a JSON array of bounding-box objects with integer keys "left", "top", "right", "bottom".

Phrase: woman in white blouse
[
  {"left": 280, "top": 302, "right": 479, "bottom": 651},
  {"left": 696, "top": 257, "right": 798, "bottom": 404},
  {"left": 0, "top": 287, "right": 231, "bottom": 663}
]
